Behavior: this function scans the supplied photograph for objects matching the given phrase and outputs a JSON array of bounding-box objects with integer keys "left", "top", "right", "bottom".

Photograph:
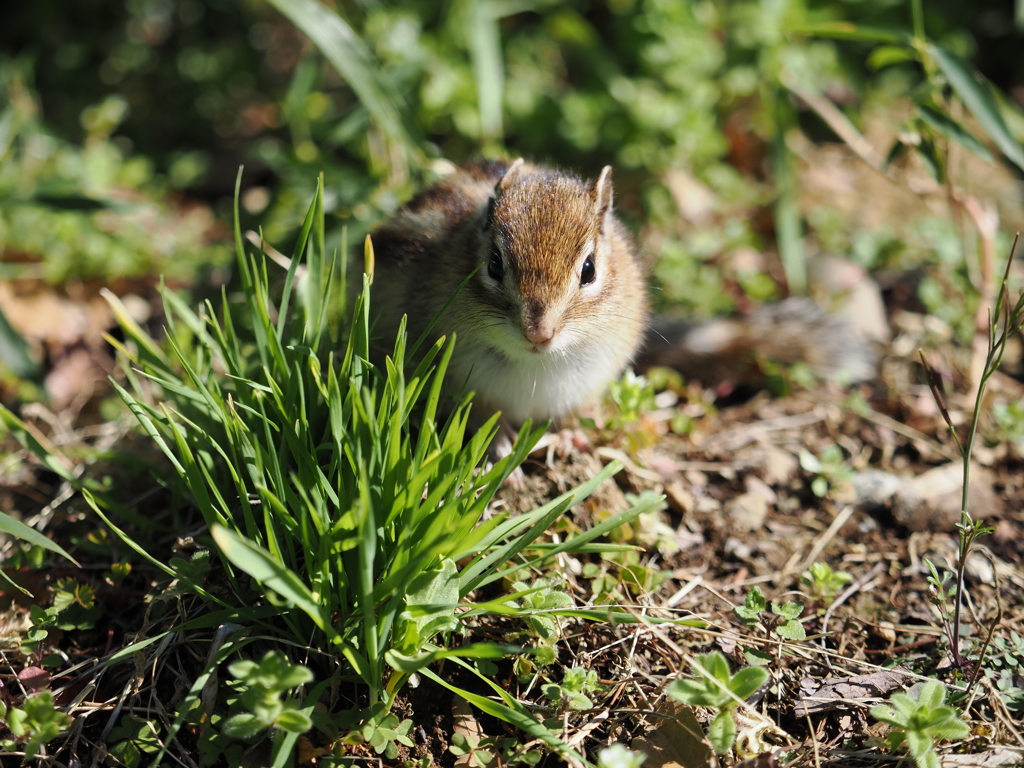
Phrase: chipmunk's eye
[
  {"left": 580, "top": 255, "right": 596, "bottom": 286},
  {"left": 488, "top": 248, "right": 504, "bottom": 282}
]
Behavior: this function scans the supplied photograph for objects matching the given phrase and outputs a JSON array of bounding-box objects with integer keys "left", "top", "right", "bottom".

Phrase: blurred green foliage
[
  {"left": 0, "top": 59, "right": 227, "bottom": 282},
  {"left": 2, "top": 0, "right": 1022, "bottom": 308}
]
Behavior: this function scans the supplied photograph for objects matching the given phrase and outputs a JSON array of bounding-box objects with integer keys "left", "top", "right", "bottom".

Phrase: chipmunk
[{"left": 368, "top": 159, "right": 873, "bottom": 456}]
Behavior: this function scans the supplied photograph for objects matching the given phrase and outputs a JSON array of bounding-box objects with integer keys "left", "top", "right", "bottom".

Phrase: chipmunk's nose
[
  {"left": 523, "top": 303, "right": 556, "bottom": 345},
  {"left": 524, "top": 324, "right": 554, "bottom": 345}
]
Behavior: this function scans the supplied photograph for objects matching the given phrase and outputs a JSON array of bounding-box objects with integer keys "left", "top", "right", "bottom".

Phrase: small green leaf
[
  {"left": 811, "top": 476, "right": 829, "bottom": 498},
  {"left": 743, "top": 647, "right": 772, "bottom": 667},
  {"left": 798, "top": 450, "right": 822, "bottom": 473},
  {"left": 729, "top": 666, "right": 769, "bottom": 699},
  {"left": 275, "top": 709, "right": 313, "bottom": 734},
  {"left": 905, "top": 728, "right": 933, "bottom": 760},
  {"left": 566, "top": 693, "right": 593, "bottom": 711},
  {"left": 772, "top": 601, "right": 803, "bottom": 620},
  {"left": 222, "top": 713, "right": 265, "bottom": 740},
  {"left": 707, "top": 710, "right": 736, "bottom": 755},
  {"left": 745, "top": 587, "right": 766, "bottom": 612},
  {"left": 868, "top": 708, "right": 901, "bottom": 724},
  {"left": 929, "top": 719, "right": 970, "bottom": 740},
  {"left": 696, "top": 651, "right": 732, "bottom": 684},
  {"left": 775, "top": 619, "right": 806, "bottom": 641},
  {"left": 916, "top": 680, "right": 945, "bottom": 709}
]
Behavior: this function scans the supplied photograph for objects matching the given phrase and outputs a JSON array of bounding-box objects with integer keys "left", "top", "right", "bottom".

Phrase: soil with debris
[{"left": 2, "top": 129, "right": 1024, "bottom": 766}]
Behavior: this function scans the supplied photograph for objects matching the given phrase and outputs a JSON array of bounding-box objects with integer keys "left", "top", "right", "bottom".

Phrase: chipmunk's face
[{"left": 476, "top": 161, "right": 615, "bottom": 359}]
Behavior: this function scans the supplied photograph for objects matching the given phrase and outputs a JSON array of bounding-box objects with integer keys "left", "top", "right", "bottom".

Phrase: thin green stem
[
  {"left": 911, "top": 0, "right": 925, "bottom": 43},
  {"left": 948, "top": 235, "right": 1019, "bottom": 669}
]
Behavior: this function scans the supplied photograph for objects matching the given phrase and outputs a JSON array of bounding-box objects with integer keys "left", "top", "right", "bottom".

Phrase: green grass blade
[
  {"left": 267, "top": 0, "right": 419, "bottom": 156},
  {"left": 786, "top": 21, "right": 906, "bottom": 44},
  {"left": 211, "top": 525, "right": 338, "bottom": 641},
  {"left": 930, "top": 44, "right": 1024, "bottom": 172},
  {"left": 458, "top": 460, "right": 622, "bottom": 593},
  {"left": 0, "top": 404, "right": 78, "bottom": 484},
  {"left": 773, "top": 95, "right": 805, "bottom": 294},
  {"left": 276, "top": 180, "right": 319, "bottom": 341},
  {"left": 83, "top": 490, "right": 232, "bottom": 606},
  {"left": 0, "top": 302, "right": 40, "bottom": 381},
  {"left": 102, "top": 288, "right": 171, "bottom": 369},
  {"left": 109, "top": 381, "right": 186, "bottom": 475},
  {"left": 0, "top": 511, "right": 78, "bottom": 566},
  {"left": 469, "top": 1, "right": 504, "bottom": 140},
  {"left": 386, "top": 642, "right": 516, "bottom": 676},
  {"left": 420, "top": 663, "right": 586, "bottom": 766},
  {"left": 916, "top": 103, "right": 995, "bottom": 162}
]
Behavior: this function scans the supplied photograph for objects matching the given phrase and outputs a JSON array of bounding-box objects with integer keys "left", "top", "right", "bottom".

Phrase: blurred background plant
[{"left": 4, "top": 0, "right": 1023, "bottom": 306}]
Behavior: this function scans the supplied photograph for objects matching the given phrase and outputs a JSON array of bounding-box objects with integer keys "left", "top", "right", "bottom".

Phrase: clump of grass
[{"left": 88, "top": 171, "right": 664, "bottom": 762}]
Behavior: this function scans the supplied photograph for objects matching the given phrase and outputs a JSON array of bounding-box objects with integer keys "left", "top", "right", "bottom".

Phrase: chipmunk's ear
[
  {"left": 592, "top": 166, "right": 614, "bottom": 221},
  {"left": 495, "top": 158, "right": 525, "bottom": 195}
]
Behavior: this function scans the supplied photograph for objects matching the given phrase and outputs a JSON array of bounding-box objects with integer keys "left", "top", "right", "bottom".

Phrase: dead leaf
[
  {"left": 631, "top": 700, "right": 715, "bottom": 768},
  {"left": 18, "top": 665, "right": 50, "bottom": 692},
  {"left": 940, "top": 748, "right": 1024, "bottom": 767},
  {"left": 452, "top": 694, "right": 487, "bottom": 766},
  {"left": 795, "top": 669, "right": 912, "bottom": 716}
]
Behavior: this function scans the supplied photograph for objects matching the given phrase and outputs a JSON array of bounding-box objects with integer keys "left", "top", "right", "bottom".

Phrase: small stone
[
  {"left": 876, "top": 621, "right": 897, "bottom": 642},
  {"left": 745, "top": 474, "right": 777, "bottom": 505},
  {"left": 673, "top": 529, "right": 705, "bottom": 551},
  {"left": 830, "top": 480, "right": 858, "bottom": 504},
  {"left": 758, "top": 446, "right": 799, "bottom": 486},
  {"left": 695, "top": 495, "right": 721, "bottom": 515},
  {"left": 724, "top": 536, "right": 752, "bottom": 560},
  {"left": 685, "top": 469, "right": 709, "bottom": 487},
  {"left": 665, "top": 482, "right": 694, "bottom": 515},
  {"left": 852, "top": 469, "right": 905, "bottom": 510},
  {"left": 725, "top": 491, "right": 769, "bottom": 532},
  {"left": 891, "top": 463, "right": 1000, "bottom": 532},
  {"left": 809, "top": 256, "right": 891, "bottom": 343}
]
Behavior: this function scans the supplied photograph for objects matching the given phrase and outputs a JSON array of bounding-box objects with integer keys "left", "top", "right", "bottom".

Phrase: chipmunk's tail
[{"left": 638, "top": 298, "right": 876, "bottom": 386}]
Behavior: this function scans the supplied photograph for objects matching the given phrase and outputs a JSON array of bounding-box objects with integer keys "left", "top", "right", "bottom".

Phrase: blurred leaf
[
  {"left": 267, "top": 0, "right": 420, "bottom": 158},
  {"left": 775, "top": 618, "right": 806, "bottom": 641},
  {"left": 883, "top": 139, "right": 908, "bottom": 169},
  {"left": 787, "top": 21, "right": 905, "bottom": 44},
  {"left": 0, "top": 304, "right": 40, "bottom": 381},
  {"left": 916, "top": 103, "right": 994, "bottom": 162},
  {"left": 468, "top": 1, "right": 504, "bottom": 140},
  {"left": 25, "top": 194, "right": 110, "bottom": 212},
  {"left": 730, "top": 666, "right": 768, "bottom": 699},
  {"left": 867, "top": 45, "right": 915, "bottom": 70},
  {"left": 929, "top": 44, "right": 1024, "bottom": 172},
  {"left": 915, "top": 138, "right": 943, "bottom": 183},
  {"left": 772, "top": 99, "right": 805, "bottom": 294}
]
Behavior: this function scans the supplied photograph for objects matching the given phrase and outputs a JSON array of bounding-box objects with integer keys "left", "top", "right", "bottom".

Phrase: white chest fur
[{"left": 447, "top": 331, "right": 630, "bottom": 423}]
